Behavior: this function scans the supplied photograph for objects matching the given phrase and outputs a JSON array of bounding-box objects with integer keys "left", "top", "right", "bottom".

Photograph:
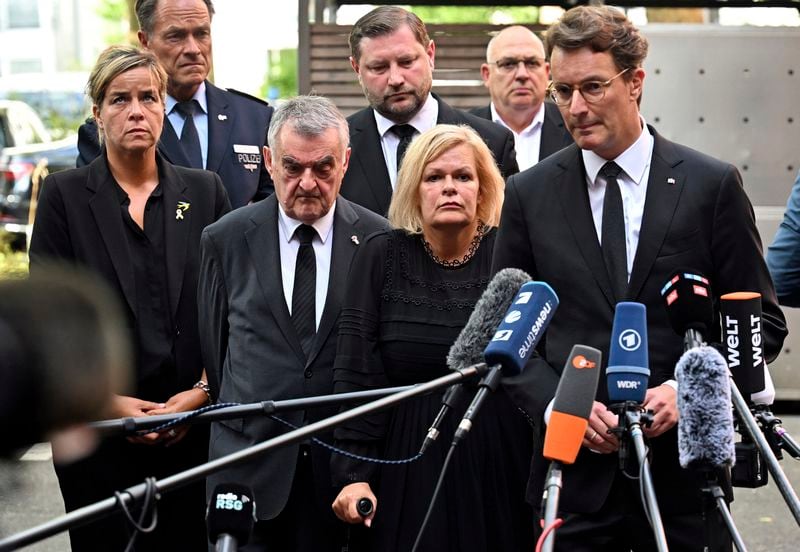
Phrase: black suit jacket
[
  {"left": 491, "top": 127, "right": 787, "bottom": 515},
  {"left": 469, "top": 101, "right": 573, "bottom": 163},
  {"left": 77, "top": 81, "right": 273, "bottom": 208},
  {"left": 198, "top": 195, "right": 390, "bottom": 519},
  {"left": 30, "top": 152, "right": 231, "bottom": 396},
  {"left": 341, "top": 94, "right": 519, "bottom": 215}
]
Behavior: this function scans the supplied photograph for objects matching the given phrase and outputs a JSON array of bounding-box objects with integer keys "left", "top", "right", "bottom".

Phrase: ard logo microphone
[{"left": 607, "top": 302, "right": 649, "bottom": 404}]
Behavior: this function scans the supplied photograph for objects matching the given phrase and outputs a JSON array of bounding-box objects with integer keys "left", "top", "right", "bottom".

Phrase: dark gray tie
[
  {"left": 174, "top": 100, "right": 203, "bottom": 169},
  {"left": 390, "top": 124, "right": 417, "bottom": 172},
  {"left": 292, "top": 224, "right": 317, "bottom": 359},
  {"left": 600, "top": 162, "right": 627, "bottom": 301}
]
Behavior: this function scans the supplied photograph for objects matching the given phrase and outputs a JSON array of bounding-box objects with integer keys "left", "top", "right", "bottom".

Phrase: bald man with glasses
[
  {"left": 492, "top": 6, "right": 785, "bottom": 551},
  {"left": 471, "top": 25, "right": 572, "bottom": 170}
]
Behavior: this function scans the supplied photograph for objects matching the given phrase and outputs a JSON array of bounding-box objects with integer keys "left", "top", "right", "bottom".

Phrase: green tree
[
  {"left": 97, "top": 0, "right": 137, "bottom": 46},
  {"left": 410, "top": 5, "right": 540, "bottom": 24},
  {"left": 262, "top": 49, "right": 298, "bottom": 101}
]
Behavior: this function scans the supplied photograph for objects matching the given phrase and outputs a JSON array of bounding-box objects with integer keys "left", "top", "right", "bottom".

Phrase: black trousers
[
  {"left": 54, "top": 428, "right": 208, "bottom": 552},
  {"left": 537, "top": 471, "right": 733, "bottom": 552},
  {"left": 242, "top": 446, "right": 347, "bottom": 552}
]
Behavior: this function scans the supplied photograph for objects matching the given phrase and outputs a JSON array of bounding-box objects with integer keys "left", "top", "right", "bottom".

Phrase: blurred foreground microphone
[
  {"left": 420, "top": 268, "right": 531, "bottom": 454},
  {"left": 207, "top": 483, "right": 257, "bottom": 551},
  {"left": 544, "top": 345, "right": 602, "bottom": 464},
  {"left": 0, "top": 267, "right": 131, "bottom": 457},
  {"left": 720, "top": 292, "right": 768, "bottom": 399},
  {"left": 607, "top": 302, "right": 649, "bottom": 405},
  {"left": 453, "top": 281, "right": 559, "bottom": 445},
  {"left": 675, "top": 346, "right": 735, "bottom": 469},
  {"left": 660, "top": 269, "right": 713, "bottom": 350}
]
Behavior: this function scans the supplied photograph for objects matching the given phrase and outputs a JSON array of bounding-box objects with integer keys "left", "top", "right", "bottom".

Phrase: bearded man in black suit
[{"left": 341, "top": 5, "right": 518, "bottom": 216}]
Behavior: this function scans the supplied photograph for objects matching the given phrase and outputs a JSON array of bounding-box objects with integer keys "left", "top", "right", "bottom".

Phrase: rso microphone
[{"left": 207, "top": 483, "right": 257, "bottom": 552}]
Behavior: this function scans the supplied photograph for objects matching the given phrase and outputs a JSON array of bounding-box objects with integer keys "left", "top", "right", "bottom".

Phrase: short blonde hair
[
  {"left": 87, "top": 45, "right": 167, "bottom": 143},
  {"left": 389, "top": 124, "right": 504, "bottom": 234}
]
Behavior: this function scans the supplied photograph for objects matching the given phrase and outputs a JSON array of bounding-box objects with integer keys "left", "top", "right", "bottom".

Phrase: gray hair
[
  {"left": 268, "top": 95, "right": 349, "bottom": 155},
  {"left": 135, "top": 0, "right": 215, "bottom": 36}
]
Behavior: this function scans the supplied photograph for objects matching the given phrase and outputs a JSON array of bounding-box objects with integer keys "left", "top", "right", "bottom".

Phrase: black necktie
[
  {"left": 292, "top": 224, "right": 317, "bottom": 359},
  {"left": 390, "top": 124, "right": 417, "bottom": 172},
  {"left": 600, "top": 162, "right": 627, "bottom": 301},
  {"left": 174, "top": 100, "right": 203, "bottom": 169}
]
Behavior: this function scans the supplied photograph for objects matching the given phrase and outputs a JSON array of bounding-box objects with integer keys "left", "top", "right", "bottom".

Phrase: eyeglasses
[
  {"left": 490, "top": 57, "right": 544, "bottom": 74},
  {"left": 548, "top": 68, "right": 630, "bottom": 106}
]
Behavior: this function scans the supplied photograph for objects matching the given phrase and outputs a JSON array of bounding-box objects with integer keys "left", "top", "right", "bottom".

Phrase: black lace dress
[{"left": 332, "top": 228, "right": 534, "bottom": 552}]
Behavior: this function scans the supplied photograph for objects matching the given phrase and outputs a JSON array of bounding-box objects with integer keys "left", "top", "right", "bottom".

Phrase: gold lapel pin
[{"left": 176, "top": 201, "right": 190, "bottom": 220}]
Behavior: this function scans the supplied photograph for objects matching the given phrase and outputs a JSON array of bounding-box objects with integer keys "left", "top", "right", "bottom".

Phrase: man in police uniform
[{"left": 76, "top": 0, "right": 274, "bottom": 208}]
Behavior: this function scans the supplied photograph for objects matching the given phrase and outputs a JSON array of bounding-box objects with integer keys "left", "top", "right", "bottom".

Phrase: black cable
[
  {"left": 115, "top": 476, "right": 159, "bottom": 552},
  {"left": 410, "top": 443, "right": 458, "bottom": 552}
]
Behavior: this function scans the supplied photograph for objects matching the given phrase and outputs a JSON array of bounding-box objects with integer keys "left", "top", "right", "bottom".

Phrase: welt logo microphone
[
  {"left": 720, "top": 291, "right": 767, "bottom": 396},
  {"left": 607, "top": 302, "right": 649, "bottom": 404}
]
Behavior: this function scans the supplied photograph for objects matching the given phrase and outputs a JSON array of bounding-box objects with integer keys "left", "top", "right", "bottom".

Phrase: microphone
[
  {"left": 453, "top": 281, "right": 559, "bottom": 445},
  {"left": 543, "top": 345, "right": 602, "bottom": 464},
  {"left": 720, "top": 292, "right": 767, "bottom": 398},
  {"left": 0, "top": 268, "right": 132, "bottom": 457},
  {"left": 675, "top": 346, "right": 735, "bottom": 469},
  {"left": 207, "top": 483, "right": 257, "bottom": 552},
  {"left": 540, "top": 344, "right": 601, "bottom": 552},
  {"left": 606, "top": 302, "right": 649, "bottom": 404},
  {"left": 419, "top": 268, "right": 531, "bottom": 454},
  {"left": 660, "top": 268, "right": 713, "bottom": 350}
]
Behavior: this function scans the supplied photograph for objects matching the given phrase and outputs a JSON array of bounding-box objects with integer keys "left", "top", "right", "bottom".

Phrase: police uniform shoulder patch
[{"left": 226, "top": 88, "right": 271, "bottom": 107}]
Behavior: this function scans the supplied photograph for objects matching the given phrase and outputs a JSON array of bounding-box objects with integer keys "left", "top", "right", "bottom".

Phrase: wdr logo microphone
[{"left": 606, "top": 302, "right": 649, "bottom": 403}]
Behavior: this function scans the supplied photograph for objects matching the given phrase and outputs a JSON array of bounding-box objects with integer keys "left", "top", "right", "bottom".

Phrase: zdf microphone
[{"left": 544, "top": 345, "right": 602, "bottom": 464}]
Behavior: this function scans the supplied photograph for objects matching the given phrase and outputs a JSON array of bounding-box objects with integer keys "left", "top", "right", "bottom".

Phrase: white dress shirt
[
  {"left": 490, "top": 102, "right": 545, "bottom": 171},
  {"left": 277, "top": 203, "right": 336, "bottom": 330},
  {"left": 374, "top": 94, "right": 439, "bottom": 189},
  {"left": 166, "top": 81, "right": 209, "bottom": 169},
  {"left": 583, "top": 118, "right": 654, "bottom": 281}
]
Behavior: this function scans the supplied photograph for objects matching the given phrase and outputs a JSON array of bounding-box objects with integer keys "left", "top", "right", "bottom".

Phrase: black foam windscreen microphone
[
  {"left": 720, "top": 292, "right": 767, "bottom": 396},
  {"left": 661, "top": 269, "right": 713, "bottom": 347},
  {"left": 420, "top": 268, "right": 531, "bottom": 454},
  {"left": 446, "top": 267, "right": 533, "bottom": 372},
  {"left": 675, "top": 346, "right": 736, "bottom": 469},
  {"left": 453, "top": 280, "right": 559, "bottom": 445},
  {"left": 543, "top": 345, "right": 602, "bottom": 464},
  {"left": 207, "top": 483, "right": 257, "bottom": 547},
  {"left": 606, "top": 302, "right": 649, "bottom": 404}
]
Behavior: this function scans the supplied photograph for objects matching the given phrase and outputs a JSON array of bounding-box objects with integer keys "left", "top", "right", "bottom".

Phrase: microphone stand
[
  {"left": 540, "top": 462, "right": 563, "bottom": 552},
  {"left": 0, "top": 365, "right": 488, "bottom": 552},
  {"left": 215, "top": 534, "right": 237, "bottom": 552},
  {"left": 753, "top": 407, "right": 800, "bottom": 460},
  {"left": 686, "top": 328, "right": 800, "bottom": 526},
  {"left": 610, "top": 402, "right": 669, "bottom": 552},
  {"left": 89, "top": 385, "right": 416, "bottom": 435},
  {"left": 699, "top": 471, "right": 747, "bottom": 552}
]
